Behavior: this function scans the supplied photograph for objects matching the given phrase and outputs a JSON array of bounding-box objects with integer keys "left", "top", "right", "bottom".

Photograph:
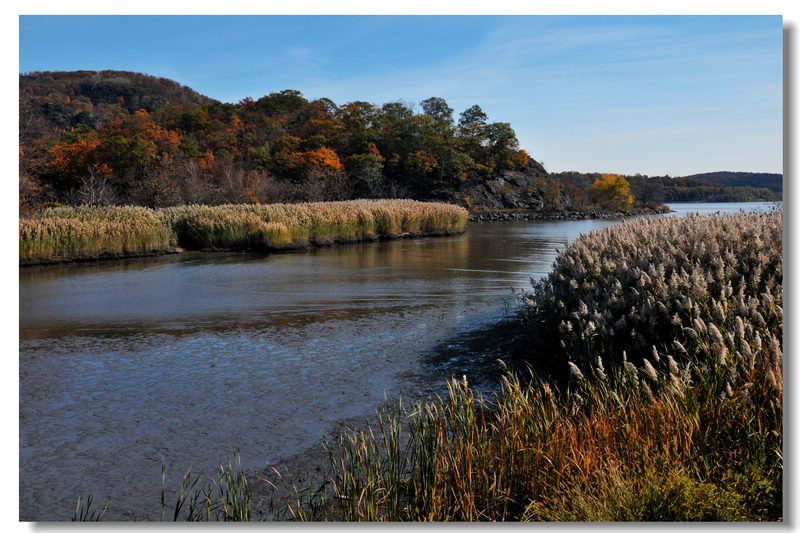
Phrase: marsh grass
[
  {"left": 71, "top": 491, "right": 110, "bottom": 522},
  {"left": 20, "top": 206, "right": 173, "bottom": 264},
  {"left": 320, "top": 210, "right": 782, "bottom": 521},
  {"left": 160, "top": 454, "right": 252, "bottom": 521},
  {"left": 20, "top": 199, "right": 468, "bottom": 264}
]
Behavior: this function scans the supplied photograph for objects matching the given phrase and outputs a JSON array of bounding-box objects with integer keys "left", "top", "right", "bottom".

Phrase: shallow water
[{"left": 18, "top": 202, "right": 775, "bottom": 520}]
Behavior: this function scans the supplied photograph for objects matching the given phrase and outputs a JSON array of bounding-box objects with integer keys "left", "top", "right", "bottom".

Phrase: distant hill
[
  {"left": 20, "top": 70, "right": 216, "bottom": 130},
  {"left": 679, "top": 171, "right": 783, "bottom": 194},
  {"left": 552, "top": 171, "right": 781, "bottom": 205}
]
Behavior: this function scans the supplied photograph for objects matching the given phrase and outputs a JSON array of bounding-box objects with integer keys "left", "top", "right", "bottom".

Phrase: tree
[
  {"left": 346, "top": 144, "right": 385, "bottom": 197},
  {"left": 590, "top": 174, "right": 634, "bottom": 211},
  {"left": 420, "top": 97, "right": 454, "bottom": 126},
  {"left": 457, "top": 104, "right": 488, "bottom": 134},
  {"left": 486, "top": 122, "right": 520, "bottom": 171},
  {"left": 76, "top": 164, "right": 115, "bottom": 206}
]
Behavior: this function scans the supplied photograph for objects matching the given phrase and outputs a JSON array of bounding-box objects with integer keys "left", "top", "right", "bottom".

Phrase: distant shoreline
[{"left": 468, "top": 205, "right": 670, "bottom": 222}]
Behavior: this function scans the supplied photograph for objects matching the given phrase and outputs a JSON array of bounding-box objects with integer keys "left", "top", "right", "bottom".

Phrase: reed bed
[
  {"left": 20, "top": 200, "right": 468, "bottom": 264},
  {"left": 20, "top": 206, "right": 174, "bottom": 264},
  {"left": 525, "top": 210, "right": 782, "bottom": 370},
  {"left": 317, "top": 210, "right": 782, "bottom": 521}
]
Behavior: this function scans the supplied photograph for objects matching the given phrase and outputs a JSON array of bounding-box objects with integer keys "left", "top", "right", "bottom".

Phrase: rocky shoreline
[{"left": 468, "top": 206, "right": 670, "bottom": 222}]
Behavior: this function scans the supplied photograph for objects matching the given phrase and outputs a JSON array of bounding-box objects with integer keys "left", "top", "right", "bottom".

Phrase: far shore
[{"left": 468, "top": 205, "right": 670, "bottom": 222}]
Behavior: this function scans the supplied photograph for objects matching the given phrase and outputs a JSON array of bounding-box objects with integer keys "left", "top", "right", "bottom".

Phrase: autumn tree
[
  {"left": 346, "top": 143, "right": 385, "bottom": 197},
  {"left": 420, "top": 97, "right": 454, "bottom": 126},
  {"left": 590, "top": 173, "right": 634, "bottom": 211},
  {"left": 22, "top": 71, "right": 541, "bottom": 207}
]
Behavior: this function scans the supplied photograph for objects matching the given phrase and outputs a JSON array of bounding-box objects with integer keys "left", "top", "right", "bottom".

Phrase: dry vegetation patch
[
  {"left": 19, "top": 199, "right": 468, "bottom": 264},
  {"left": 313, "top": 210, "right": 782, "bottom": 521}
]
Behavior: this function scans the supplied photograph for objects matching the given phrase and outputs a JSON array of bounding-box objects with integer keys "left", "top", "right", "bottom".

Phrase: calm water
[{"left": 18, "top": 201, "right": 777, "bottom": 520}]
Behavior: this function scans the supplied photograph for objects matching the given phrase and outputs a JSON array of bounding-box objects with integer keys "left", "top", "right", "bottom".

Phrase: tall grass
[
  {"left": 20, "top": 199, "right": 468, "bottom": 264},
  {"left": 160, "top": 454, "right": 252, "bottom": 521},
  {"left": 524, "top": 210, "right": 782, "bottom": 370},
  {"left": 20, "top": 206, "right": 174, "bottom": 264},
  {"left": 321, "top": 210, "right": 782, "bottom": 521}
]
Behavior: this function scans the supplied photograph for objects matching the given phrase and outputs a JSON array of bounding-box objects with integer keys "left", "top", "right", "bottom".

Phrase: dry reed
[{"left": 20, "top": 200, "right": 468, "bottom": 264}]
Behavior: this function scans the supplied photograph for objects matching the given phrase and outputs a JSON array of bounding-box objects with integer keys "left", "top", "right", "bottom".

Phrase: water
[
  {"left": 18, "top": 202, "right": 774, "bottom": 520},
  {"left": 664, "top": 200, "right": 780, "bottom": 217}
]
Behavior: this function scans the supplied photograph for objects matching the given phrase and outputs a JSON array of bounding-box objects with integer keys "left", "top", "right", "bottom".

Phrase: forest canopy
[{"left": 19, "top": 70, "right": 532, "bottom": 212}]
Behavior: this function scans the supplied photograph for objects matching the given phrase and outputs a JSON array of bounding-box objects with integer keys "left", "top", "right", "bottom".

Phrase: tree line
[{"left": 20, "top": 71, "right": 531, "bottom": 213}]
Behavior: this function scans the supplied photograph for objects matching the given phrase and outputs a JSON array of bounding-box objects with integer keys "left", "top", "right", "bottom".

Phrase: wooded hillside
[{"left": 19, "top": 70, "right": 534, "bottom": 213}]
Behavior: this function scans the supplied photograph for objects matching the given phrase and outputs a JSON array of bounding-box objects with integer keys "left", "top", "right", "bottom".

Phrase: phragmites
[
  {"left": 525, "top": 209, "right": 782, "bottom": 434},
  {"left": 567, "top": 361, "right": 584, "bottom": 381},
  {"left": 20, "top": 199, "right": 469, "bottom": 264},
  {"left": 641, "top": 358, "right": 659, "bottom": 382},
  {"left": 528, "top": 210, "right": 782, "bottom": 373}
]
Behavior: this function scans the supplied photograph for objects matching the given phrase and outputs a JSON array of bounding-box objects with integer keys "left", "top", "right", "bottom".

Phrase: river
[{"left": 18, "top": 201, "right": 777, "bottom": 520}]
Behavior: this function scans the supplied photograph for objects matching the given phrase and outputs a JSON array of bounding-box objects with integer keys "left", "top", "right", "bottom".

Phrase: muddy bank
[{"left": 245, "top": 312, "right": 542, "bottom": 521}]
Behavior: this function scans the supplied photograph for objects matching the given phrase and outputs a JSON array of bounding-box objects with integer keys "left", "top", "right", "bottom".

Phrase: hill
[
  {"left": 679, "top": 171, "right": 783, "bottom": 193},
  {"left": 552, "top": 171, "right": 781, "bottom": 205},
  {"left": 20, "top": 70, "right": 216, "bottom": 131},
  {"left": 19, "top": 70, "right": 542, "bottom": 213}
]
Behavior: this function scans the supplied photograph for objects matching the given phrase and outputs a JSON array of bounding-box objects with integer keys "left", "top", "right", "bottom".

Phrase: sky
[{"left": 18, "top": 15, "right": 783, "bottom": 177}]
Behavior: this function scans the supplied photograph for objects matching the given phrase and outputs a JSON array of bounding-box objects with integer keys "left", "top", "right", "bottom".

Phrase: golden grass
[{"left": 20, "top": 200, "right": 468, "bottom": 264}]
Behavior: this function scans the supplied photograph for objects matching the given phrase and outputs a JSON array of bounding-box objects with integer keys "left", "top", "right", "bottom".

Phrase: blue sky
[{"left": 19, "top": 15, "right": 783, "bottom": 176}]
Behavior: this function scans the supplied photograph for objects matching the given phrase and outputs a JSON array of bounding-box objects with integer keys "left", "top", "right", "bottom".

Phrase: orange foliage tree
[
  {"left": 291, "top": 146, "right": 344, "bottom": 173},
  {"left": 590, "top": 173, "right": 634, "bottom": 211}
]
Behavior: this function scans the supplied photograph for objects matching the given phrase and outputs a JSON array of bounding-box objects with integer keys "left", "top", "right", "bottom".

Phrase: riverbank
[
  {"left": 283, "top": 210, "right": 783, "bottom": 521},
  {"left": 468, "top": 205, "right": 669, "bottom": 222},
  {"left": 19, "top": 199, "right": 468, "bottom": 266}
]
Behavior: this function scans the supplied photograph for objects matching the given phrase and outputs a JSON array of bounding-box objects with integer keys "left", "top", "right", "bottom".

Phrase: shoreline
[
  {"left": 20, "top": 205, "right": 669, "bottom": 267},
  {"left": 18, "top": 228, "right": 467, "bottom": 267},
  {"left": 468, "top": 206, "right": 670, "bottom": 222}
]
